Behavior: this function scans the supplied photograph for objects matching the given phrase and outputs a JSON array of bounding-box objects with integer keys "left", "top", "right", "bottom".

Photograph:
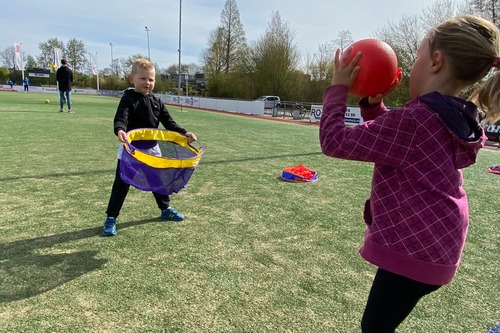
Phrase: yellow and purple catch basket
[{"left": 120, "top": 128, "right": 204, "bottom": 196}]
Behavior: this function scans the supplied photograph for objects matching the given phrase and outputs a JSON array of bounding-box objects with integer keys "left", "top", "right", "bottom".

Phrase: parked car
[{"left": 255, "top": 95, "right": 281, "bottom": 109}]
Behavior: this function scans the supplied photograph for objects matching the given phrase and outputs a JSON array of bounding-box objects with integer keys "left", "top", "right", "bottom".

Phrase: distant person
[
  {"left": 320, "top": 15, "right": 499, "bottom": 332},
  {"left": 102, "top": 58, "right": 197, "bottom": 237},
  {"left": 23, "top": 78, "right": 29, "bottom": 92},
  {"left": 56, "top": 59, "right": 74, "bottom": 113},
  {"left": 8, "top": 80, "right": 13, "bottom": 89}
]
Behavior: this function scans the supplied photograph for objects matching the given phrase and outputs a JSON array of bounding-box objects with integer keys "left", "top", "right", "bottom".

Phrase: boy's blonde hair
[
  {"left": 428, "top": 15, "right": 500, "bottom": 122},
  {"left": 131, "top": 58, "right": 155, "bottom": 75}
]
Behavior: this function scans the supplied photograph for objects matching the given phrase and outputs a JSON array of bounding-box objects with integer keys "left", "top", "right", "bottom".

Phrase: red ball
[{"left": 341, "top": 38, "right": 398, "bottom": 97}]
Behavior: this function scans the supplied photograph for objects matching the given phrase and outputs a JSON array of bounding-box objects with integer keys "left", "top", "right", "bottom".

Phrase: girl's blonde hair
[
  {"left": 131, "top": 58, "right": 154, "bottom": 75},
  {"left": 428, "top": 15, "right": 500, "bottom": 122}
]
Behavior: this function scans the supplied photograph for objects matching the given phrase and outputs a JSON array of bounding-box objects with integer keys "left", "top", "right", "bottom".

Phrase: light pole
[
  {"left": 145, "top": 26, "right": 151, "bottom": 60},
  {"left": 109, "top": 42, "right": 114, "bottom": 72},
  {"left": 20, "top": 43, "right": 25, "bottom": 83},
  {"left": 177, "top": 0, "right": 182, "bottom": 99}
]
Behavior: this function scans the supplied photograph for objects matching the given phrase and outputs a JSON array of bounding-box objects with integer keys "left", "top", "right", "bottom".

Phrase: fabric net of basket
[{"left": 120, "top": 128, "right": 204, "bottom": 196}]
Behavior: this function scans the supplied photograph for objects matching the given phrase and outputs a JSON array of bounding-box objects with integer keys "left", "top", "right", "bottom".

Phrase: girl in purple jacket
[{"left": 320, "top": 15, "right": 500, "bottom": 332}]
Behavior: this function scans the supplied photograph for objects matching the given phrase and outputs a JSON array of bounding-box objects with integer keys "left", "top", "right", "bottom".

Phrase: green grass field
[{"left": 0, "top": 92, "right": 498, "bottom": 333}]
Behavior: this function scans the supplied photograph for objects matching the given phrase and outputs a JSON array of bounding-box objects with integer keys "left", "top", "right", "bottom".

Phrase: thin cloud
[{"left": 1, "top": 0, "right": 439, "bottom": 70}]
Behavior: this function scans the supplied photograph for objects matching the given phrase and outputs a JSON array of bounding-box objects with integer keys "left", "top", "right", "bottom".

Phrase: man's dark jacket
[{"left": 56, "top": 65, "right": 73, "bottom": 91}]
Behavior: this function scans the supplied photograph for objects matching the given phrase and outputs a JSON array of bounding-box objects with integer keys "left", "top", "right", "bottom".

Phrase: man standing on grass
[
  {"left": 23, "top": 77, "right": 29, "bottom": 93},
  {"left": 56, "top": 59, "right": 74, "bottom": 113}
]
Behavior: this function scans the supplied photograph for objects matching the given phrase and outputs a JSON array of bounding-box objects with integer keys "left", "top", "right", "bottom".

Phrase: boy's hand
[
  {"left": 331, "top": 48, "right": 361, "bottom": 87},
  {"left": 117, "top": 130, "right": 127, "bottom": 143},
  {"left": 185, "top": 132, "right": 197, "bottom": 143}
]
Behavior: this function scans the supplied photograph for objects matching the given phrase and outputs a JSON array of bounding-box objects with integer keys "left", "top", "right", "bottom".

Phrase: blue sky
[{"left": 1, "top": 0, "right": 440, "bottom": 70}]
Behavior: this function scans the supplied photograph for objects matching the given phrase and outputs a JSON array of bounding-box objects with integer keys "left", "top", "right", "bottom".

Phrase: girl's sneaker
[{"left": 101, "top": 217, "right": 117, "bottom": 236}]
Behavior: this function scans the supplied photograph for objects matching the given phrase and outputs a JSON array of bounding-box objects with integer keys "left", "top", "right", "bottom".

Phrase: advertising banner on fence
[
  {"left": 160, "top": 94, "right": 200, "bottom": 108},
  {"left": 483, "top": 122, "right": 500, "bottom": 142},
  {"left": 310, "top": 105, "right": 363, "bottom": 126},
  {"left": 28, "top": 68, "right": 50, "bottom": 78}
]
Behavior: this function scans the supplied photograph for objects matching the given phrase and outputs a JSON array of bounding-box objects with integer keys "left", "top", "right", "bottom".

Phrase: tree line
[
  {"left": 1, "top": 0, "right": 498, "bottom": 106},
  {"left": 200, "top": 0, "right": 498, "bottom": 106}
]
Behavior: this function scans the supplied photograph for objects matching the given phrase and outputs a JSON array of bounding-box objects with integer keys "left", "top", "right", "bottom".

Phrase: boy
[{"left": 102, "top": 58, "right": 197, "bottom": 236}]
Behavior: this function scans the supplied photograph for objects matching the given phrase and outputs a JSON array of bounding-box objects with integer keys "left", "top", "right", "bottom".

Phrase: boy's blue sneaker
[
  {"left": 160, "top": 207, "right": 184, "bottom": 222},
  {"left": 487, "top": 323, "right": 500, "bottom": 333},
  {"left": 101, "top": 217, "right": 117, "bottom": 236}
]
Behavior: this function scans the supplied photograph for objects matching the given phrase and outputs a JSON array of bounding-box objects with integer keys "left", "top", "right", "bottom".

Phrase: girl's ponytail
[{"left": 470, "top": 63, "right": 500, "bottom": 123}]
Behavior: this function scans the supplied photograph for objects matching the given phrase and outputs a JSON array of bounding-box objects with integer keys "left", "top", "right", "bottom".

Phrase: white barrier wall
[
  {"left": 159, "top": 94, "right": 265, "bottom": 115},
  {"left": 0, "top": 86, "right": 267, "bottom": 116},
  {"left": 0, "top": 85, "right": 108, "bottom": 96}
]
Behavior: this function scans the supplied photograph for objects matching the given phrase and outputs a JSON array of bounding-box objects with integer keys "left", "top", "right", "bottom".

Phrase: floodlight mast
[
  {"left": 109, "top": 42, "right": 114, "bottom": 73},
  {"left": 177, "top": 0, "right": 182, "bottom": 99},
  {"left": 145, "top": 26, "right": 151, "bottom": 60}
]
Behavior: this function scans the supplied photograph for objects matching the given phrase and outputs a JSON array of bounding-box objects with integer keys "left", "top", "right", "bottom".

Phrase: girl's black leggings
[{"left": 361, "top": 268, "right": 441, "bottom": 333}]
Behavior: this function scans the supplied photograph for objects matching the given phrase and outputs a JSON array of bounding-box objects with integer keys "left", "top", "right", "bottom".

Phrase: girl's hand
[
  {"left": 367, "top": 67, "right": 403, "bottom": 105},
  {"left": 185, "top": 132, "right": 197, "bottom": 143},
  {"left": 117, "top": 130, "right": 127, "bottom": 143},
  {"left": 331, "top": 48, "right": 362, "bottom": 87}
]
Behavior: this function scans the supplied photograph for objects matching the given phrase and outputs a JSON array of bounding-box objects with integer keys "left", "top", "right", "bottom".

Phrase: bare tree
[
  {"left": 334, "top": 30, "right": 354, "bottom": 53},
  {"left": 376, "top": 13, "right": 422, "bottom": 78},
  {"left": 469, "top": 0, "right": 500, "bottom": 26},
  {"left": 372, "top": 0, "right": 472, "bottom": 106},
  {"left": 420, "top": 0, "right": 463, "bottom": 28},
  {"left": 377, "top": 0, "right": 472, "bottom": 77},
  {"left": 165, "top": 64, "right": 189, "bottom": 75},
  {"left": 0, "top": 46, "right": 16, "bottom": 69},
  {"left": 305, "top": 41, "right": 335, "bottom": 81},
  {"left": 188, "top": 63, "right": 202, "bottom": 74},
  {"left": 304, "top": 30, "right": 352, "bottom": 82}
]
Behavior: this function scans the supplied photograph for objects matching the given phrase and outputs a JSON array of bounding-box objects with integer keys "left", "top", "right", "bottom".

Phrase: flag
[
  {"left": 14, "top": 43, "right": 22, "bottom": 70},
  {"left": 54, "top": 48, "right": 62, "bottom": 68},
  {"left": 89, "top": 52, "right": 98, "bottom": 75}
]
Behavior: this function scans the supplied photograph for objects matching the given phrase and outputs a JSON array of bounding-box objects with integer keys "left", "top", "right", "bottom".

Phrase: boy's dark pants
[
  {"left": 106, "top": 160, "right": 170, "bottom": 218},
  {"left": 361, "top": 268, "right": 441, "bottom": 333}
]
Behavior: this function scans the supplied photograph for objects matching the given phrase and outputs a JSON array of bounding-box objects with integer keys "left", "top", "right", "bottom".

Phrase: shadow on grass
[
  {"left": 201, "top": 151, "right": 323, "bottom": 165},
  {"left": 0, "top": 217, "right": 159, "bottom": 303},
  {"left": 0, "top": 169, "right": 114, "bottom": 182},
  {"left": 0, "top": 152, "right": 323, "bottom": 182},
  {"left": 0, "top": 110, "right": 60, "bottom": 113}
]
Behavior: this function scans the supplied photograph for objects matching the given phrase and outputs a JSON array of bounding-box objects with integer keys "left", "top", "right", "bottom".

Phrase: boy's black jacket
[{"left": 114, "top": 88, "right": 187, "bottom": 136}]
